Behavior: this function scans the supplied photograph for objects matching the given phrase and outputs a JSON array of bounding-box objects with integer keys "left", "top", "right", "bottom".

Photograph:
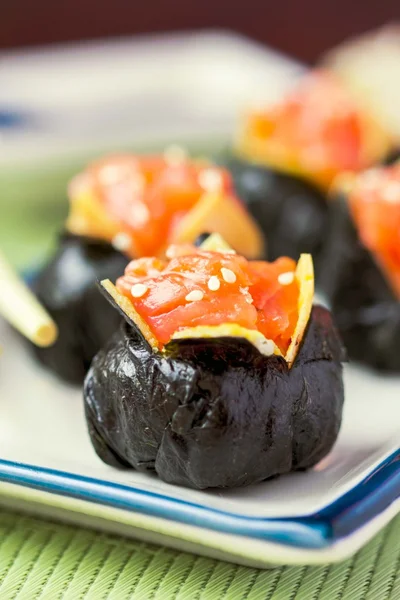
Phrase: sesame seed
[
  {"left": 278, "top": 271, "right": 295, "bottom": 286},
  {"left": 198, "top": 168, "right": 224, "bottom": 192},
  {"left": 131, "top": 283, "right": 148, "bottom": 298},
  {"left": 164, "top": 144, "right": 187, "bottom": 165},
  {"left": 361, "top": 168, "right": 381, "bottom": 188},
  {"left": 382, "top": 181, "right": 400, "bottom": 204},
  {"left": 112, "top": 232, "right": 132, "bottom": 252},
  {"left": 98, "top": 165, "right": 124, "bottom": 186},
  {"left": 240, "top": 286, "right": 253, "bottom": 304},
  {"left": 132, "top": 202, "right": 150, "bottom": 226},
  {"left": 255, "top": 338, "right": 275, "bottom": 356},
  {"left": 221, "top": 268, "right": 236, "bottom": 283},
  {"left": 207, "top": 276, "right": 220, "bottom": 291},
  {"left": 185, "top": 290, "right": 204, "bottom": 302}
]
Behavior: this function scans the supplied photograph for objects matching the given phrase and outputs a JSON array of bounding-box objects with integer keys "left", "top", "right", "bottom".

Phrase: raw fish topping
[
  {"left": 238, "top": 71, "right": 390, "bottom": 189},
  {"left": 116, "top": 249, "right": 299, "bottom": 354},
  {"left": 348, "top": 162, "right": 400, "bottom": 297}
]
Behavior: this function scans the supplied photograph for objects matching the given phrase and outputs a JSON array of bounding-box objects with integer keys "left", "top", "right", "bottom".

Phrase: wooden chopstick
[{"left": 0, "top": 250, "right": 58, "bottom": 347}]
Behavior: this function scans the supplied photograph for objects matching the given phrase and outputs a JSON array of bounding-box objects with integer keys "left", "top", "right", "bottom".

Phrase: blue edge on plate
[
  {"left": 0, "top": 449, "right": 398, "bottom": 549},
  {"left": 1, "top": 270, "right": 399, "bottom": 549}
]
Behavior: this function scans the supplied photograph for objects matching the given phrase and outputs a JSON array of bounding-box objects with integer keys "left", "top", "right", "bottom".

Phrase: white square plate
[
  {"left": 0, "top": 319, "right": 399, "bottom": 568},
  {"left": 0, "top": 31, "right": 399, "bottom": 569}
]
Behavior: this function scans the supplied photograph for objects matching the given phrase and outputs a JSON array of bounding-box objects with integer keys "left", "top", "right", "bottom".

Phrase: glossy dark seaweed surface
[
  {"left": 84, "top": 306, "right": 345, "bottom": 489},
  {"left": 320, "top": 197, "right": 400, "bottom": 372},
  {"left": 32, "top": 233, "right": 129, "bottom": 384},
  {"left": 226, "top": 157, "right": 328, "bottom": 264},
  {"left": 383, "top": 147, "right": 400, "bottom": 166}
]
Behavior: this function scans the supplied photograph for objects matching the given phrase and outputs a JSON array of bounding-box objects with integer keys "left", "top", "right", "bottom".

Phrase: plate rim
[
  {"left": 0, "top": 445, "right": 398, "bottom": 550},
  {"left": 1, "top": 482, "right": 399, "bottom": 568}
]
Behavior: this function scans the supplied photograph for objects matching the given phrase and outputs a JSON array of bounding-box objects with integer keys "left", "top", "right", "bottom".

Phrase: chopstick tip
[{"left": 35, "top": 322, "right": 58, "bottom": 347}]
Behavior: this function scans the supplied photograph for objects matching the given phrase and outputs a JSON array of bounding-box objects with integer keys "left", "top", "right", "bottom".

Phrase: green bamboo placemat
[{"left": 0, "top": 510, "right": 398, "bottom": 599}]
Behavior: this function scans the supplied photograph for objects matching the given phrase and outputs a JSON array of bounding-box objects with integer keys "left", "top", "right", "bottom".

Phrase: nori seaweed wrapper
[
  {"left": 320, "top": 196, "right": 400, "bottom": 372},
  {"left": 84, "top": 305, "right": 345, "bottom": 489},
  {"left": 31, "top": 233, "right": 129, "bottom": 384},
  {"left": 382, "top": 147, "right": 400, "bottom": 166},
  {"left": 225, "top": 157, "right": 328, "bottom": 264}
]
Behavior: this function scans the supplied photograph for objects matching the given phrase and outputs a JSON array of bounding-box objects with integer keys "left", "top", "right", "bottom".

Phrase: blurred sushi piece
[
  {"left": 323, "top": 24, "right": 400, "bottom": 145},
  {"left": 33, "top": 151, "right": 264, "bottom": 384},
  {"left": 321, "top": 161, "right": 400, "bottom": 371},
  {"left": 84, "top": 236, "right": 345, "bottom": 489},
  {"left": 227, "top": 70, "right": 392, "bottom": 264}
]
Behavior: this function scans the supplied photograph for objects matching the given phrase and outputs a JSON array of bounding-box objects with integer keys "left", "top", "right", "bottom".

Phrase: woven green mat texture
[{"left": 0, "top": 511, "right": 399, "bottom": 600}]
